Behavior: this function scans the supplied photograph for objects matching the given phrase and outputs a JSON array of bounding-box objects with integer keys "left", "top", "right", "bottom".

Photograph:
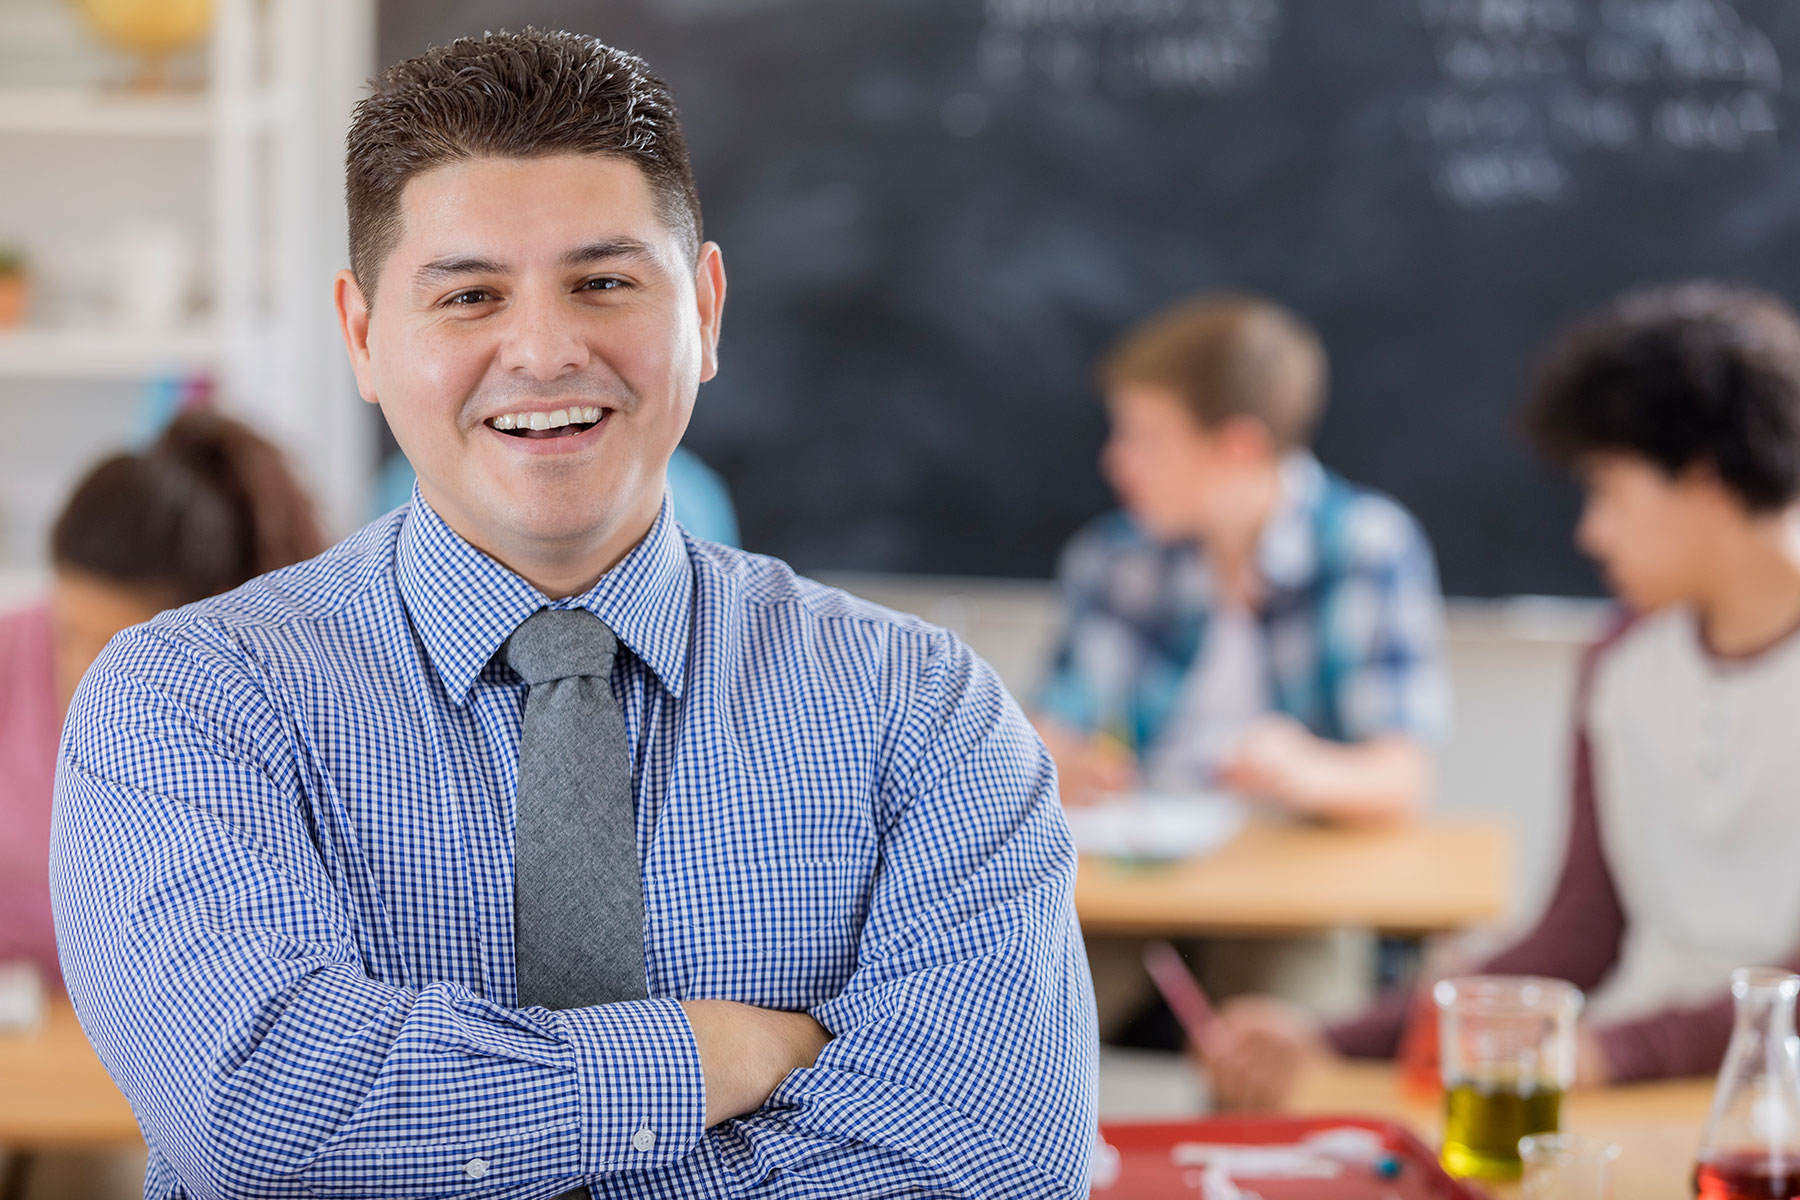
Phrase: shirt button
[
  {"left": 632, "top": 1128, "right": 657, "bottom": 1153},
  {"left": 463, "top": 1158, "right": 489, "bottom": 1179}
]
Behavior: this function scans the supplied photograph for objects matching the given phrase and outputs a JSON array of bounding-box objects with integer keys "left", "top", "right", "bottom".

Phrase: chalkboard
[{"left": 381, "top": 0, "right": 1800, "bottom": 596}]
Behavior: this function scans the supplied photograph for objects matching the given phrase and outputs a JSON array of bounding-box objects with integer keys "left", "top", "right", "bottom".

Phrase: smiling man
[{"left": 49, "top": 30, "right": 1096, "bottom": 1200}]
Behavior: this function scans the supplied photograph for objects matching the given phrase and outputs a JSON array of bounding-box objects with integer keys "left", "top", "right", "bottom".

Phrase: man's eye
[
  {"left": 579, "top": 277, "right": 624, "bottom": 292},
  {"left": 446, "top": 289, "right": 493, "bottom": 306}
]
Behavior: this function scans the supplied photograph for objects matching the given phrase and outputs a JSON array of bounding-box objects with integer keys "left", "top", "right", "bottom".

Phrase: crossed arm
[{"left": 51, "top": 624, "right": 1096, "bottom": 1199}]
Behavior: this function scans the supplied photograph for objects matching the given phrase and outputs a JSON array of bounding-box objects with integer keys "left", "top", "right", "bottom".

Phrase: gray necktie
[{"left": 506, "top": 608, "right": 648, "bottom": 1010}]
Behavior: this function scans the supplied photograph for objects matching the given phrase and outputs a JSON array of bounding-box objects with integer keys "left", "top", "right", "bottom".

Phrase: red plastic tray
[{"left": 1097, "top": 1115, "right": 1492, "bottom": 1199}]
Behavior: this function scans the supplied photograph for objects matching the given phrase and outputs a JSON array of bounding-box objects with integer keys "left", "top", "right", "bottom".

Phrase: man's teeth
[{"left": 490, "top": 406, "right": 603, "bottom": 431}]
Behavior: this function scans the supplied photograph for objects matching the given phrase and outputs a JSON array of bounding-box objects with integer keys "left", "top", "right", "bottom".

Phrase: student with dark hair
[
  {"left": 50, "top": 30, "right": 1095, "bottom": 1200},
  {"left": 1198, "top": 280, "right": 1800, "bottom": 1107},
  {"left": 0, "top": 410, "right": 325, "bottom": 992}
]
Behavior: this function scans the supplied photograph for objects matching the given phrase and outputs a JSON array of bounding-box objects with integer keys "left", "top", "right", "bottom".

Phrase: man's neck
[
  {"left": 1695, "top": 511, "right": 1800, "bottom": 658},
  {"left": 511, "top": 539, "right": 648, "bottom": 600},
  {"left": 1193, "top": 463, "right": 1284, "bottom": 609},
  {"left": 422, "top": 486, "right": 661, "bottom": 601}
]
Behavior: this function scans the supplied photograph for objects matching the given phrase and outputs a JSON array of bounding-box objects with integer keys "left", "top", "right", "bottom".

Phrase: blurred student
[
  {"left": 0, "top": 410, "right": 325, "bottom": 991},
  {"left": 1202, "top": 281, "right": 1800, "bottom": 1107},
  {"left": 1034, "top": 294, "right": 1449, "bottom": 823}
]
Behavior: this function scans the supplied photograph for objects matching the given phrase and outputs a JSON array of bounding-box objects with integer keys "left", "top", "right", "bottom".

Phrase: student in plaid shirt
[{"left": 1034, "top": 294, "right": 1450, "bottom": 824}]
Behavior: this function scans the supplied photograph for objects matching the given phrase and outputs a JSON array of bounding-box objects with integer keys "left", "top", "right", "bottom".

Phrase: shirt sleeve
[
  {"left": 1325, "top": 499, "right": 1452, "bottom": 746},
  {"left": 1032, "top": 523, "right": 1117, "bottom": 735},
  {"left": 50, "top": 622, "right": 706, "bottom": 1199},
  {"left": 1327, "top": 632, "right": 1629, "bottom": 1059},
  {"left": 636, "top": 627, "right": 1099, "bottom": 1198},
  {"left": 1591, "top": 938, "right": 1800, "bottom": 1081}
]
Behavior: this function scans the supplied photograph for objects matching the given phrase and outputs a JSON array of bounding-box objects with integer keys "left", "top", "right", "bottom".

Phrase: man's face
[
  {"left": 1101, "top": 383, "right": 1250, "bottom": 540},
  {"left": 1575, "top": 453, "right": 1723, "bottom": 611},
  {"left": 337, "top": 154, "right": 724, "bottom": 582}
]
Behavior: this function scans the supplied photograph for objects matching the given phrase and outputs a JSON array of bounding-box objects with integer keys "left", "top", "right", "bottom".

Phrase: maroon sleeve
[
  {"left": 1323, "top": 980, "right": 1414, "bottom": 1059},
  {"left": 1595, "top": 996, "right": 1731, "bottom": 1083},
  {"left": 1594, "top": 941, "right": 1800, "bottom": 1083},
  {"left": 1469, "top": 722, "right": 1626, "bottom": 989},
  {"left": 1326, "top": 624, "right": 1631, "bottom": 1059}
]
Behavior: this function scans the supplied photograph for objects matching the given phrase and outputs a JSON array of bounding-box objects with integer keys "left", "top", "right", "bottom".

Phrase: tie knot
[{"left": 504, "top": 609, "right": 618, "bottom": 686}]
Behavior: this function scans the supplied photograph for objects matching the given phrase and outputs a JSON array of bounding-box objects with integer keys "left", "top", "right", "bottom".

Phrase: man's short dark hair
[
  {"left": 1098, "top": 294, "right": 1328, "bottom": 453},
  {"left": 1525, "top": 281, "right": 1800, "bottom": 512},
  {"left": 345, "top": 29, "right": 701, "bottom": 298}
]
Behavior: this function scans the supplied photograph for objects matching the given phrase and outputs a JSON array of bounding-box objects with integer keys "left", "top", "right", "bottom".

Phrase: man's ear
[
  {"left": 1678, "top": 461, "right": 1749, "bottom": 517},
  {"left": 694, "top": 241, "right": 727, "bottom": 384},
  {"left": 1217, "top": 414, "right": 1279, "bottom": 464},
  {"left": 335, "top": 269, "right": 379, "bottom": 406}
]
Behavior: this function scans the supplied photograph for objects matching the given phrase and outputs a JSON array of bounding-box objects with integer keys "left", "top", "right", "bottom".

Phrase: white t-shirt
[
  {"left": 1586, "top": 609, "right": 1800, "bottom": 1022},
  {"left": 1143, "top": 603, "right": 1270, "bottom": 790}
]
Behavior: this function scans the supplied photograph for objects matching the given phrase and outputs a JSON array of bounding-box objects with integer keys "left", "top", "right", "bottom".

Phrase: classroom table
[
  {"left": 1290, "top": 1057, "right": 1713, "bottom": 1200},
  {"left": 1073, "top": 814, "right": 1515, "bottom": 938},
  {"left": 0, "top": 998, "right": 140, "bottom": 1200}
]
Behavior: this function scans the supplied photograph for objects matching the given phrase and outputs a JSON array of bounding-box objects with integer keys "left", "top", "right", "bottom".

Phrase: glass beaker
[
  {"left": 1693, "top": 968, "right": 1800, "bottom": 1200},
  {"left": 1520, "top": 1132, "right": 1620, "bottom": 1199},
  {"left": 1435, "top": 975, "right": 1583, "bottom": 1181}
]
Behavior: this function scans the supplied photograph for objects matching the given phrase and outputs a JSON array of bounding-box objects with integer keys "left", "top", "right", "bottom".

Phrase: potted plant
[{"left": 0, "top": 249, "right": 26, "bottom": 329}]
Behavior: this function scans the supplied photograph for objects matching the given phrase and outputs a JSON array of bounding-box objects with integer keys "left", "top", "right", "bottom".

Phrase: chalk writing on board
[
  {"left": 1406, "top": 0, "right": 1783, "bottom": 209},
  {"left": 639, "top": 0, "right": 801, "bottom": 15},
  {"left": 976, "top": 0, "right": 1283, "bottom": 98}
]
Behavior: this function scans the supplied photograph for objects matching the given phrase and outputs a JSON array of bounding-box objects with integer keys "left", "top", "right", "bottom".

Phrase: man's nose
[{"left": 497, "top": 291, "right": 591, "bottom": 380}]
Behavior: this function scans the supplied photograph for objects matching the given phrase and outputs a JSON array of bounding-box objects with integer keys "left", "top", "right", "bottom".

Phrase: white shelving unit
[
  {"left": 0, "top": 325, "right": 218, "bottom": 379},
  {"left": 0, "top": 88, "right": 211, "bottom": 136},
  {"left": 0, "top": 0, "right": 376, "bottom": 556}
]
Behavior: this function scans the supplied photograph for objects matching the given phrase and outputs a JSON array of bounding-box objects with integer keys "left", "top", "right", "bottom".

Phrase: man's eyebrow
[
  {"left": 412, "top": 255, "right": 508, "bottom": 286},
  {"left": 562, "top": 239, "right": 660, "bottom": 268},
  {"left": 409, "top": 240, "right": 661, "bottom": 289}
]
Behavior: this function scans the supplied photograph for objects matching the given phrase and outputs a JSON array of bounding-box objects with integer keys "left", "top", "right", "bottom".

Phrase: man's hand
[
  {"left": 680, "top": 1000, "right": 832, "bottom": 1127},
  {"left": 1034, "top": 720, "right": 1136, "bottom": 806},
  {"left": 1574, "top": 1025, "right": 1613, "bottom": 1089},
  {"left": 1216, "top": 715, "right": 1327, "bottom": 810},
  {"left": 1193, "top": 995, "right": 1328, "bottom": 1111},
  {"left": 1217, "top": 717, "right": 1431, "bottom": 825}
]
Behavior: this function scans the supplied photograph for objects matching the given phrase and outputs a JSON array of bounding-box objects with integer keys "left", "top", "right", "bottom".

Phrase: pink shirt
[{"left": 0, "top": 602, "right": 63, "bottom": 990}]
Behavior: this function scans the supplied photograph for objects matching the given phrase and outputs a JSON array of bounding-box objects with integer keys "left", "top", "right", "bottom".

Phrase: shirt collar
[
  {"left": 1255, "top": 452, "right": 1327, "bottom": 594},
  {"left": 396, "top": 486, "right": 693, "bottom": 706}
]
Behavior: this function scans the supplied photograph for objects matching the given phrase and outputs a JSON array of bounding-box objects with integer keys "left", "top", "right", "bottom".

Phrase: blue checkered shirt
[
  {"left": 1036, "top": 455, "right": 1449, "bottom": 755},
  {"left": 50, "top": 492, "right": 1097, "bottom": 1199}
]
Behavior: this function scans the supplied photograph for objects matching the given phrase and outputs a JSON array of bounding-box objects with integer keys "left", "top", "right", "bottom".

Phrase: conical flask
[{"left": 1694, "top": 968, "right": 1800, "bottom": 1200}]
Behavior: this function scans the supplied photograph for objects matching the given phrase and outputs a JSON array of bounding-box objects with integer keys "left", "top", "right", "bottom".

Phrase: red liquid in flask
[{"left": 1695, "top": 1153, "right": 1800, "bottom": 1199}]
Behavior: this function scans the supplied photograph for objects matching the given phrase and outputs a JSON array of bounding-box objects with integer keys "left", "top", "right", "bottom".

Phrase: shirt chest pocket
[
  {"left": 702, "top": 855, "right": 865, "bottom": 950},
  {"left": 652, "top": 854, "right": 867, "bottom": 1008}
]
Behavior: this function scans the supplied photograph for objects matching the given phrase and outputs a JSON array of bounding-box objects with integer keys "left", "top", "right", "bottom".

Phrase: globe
[{"left": 70, "top": 0, "right": 211, "bottom": 89}]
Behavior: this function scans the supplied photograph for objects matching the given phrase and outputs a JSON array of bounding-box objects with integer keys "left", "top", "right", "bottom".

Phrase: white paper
[{"left": 1063, "top": 791, "right": 1247, "bottom": 861}]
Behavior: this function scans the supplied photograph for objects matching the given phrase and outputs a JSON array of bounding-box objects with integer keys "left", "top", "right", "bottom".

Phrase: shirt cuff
[{"left": 559, "top": 997, "right": 706, "bottom": 1171}]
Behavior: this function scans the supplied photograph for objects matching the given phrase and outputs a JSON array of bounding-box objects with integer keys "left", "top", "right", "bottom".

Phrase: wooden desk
[
  {"left": 0, "top": 999, "right": 139, "bottom": 1150},
  {"left": 1074, "top": 816, "right": 1514, "bottom": 937},
  {"left": 1291, "top": 1058, "right": 1712, "bottom": 1200}
]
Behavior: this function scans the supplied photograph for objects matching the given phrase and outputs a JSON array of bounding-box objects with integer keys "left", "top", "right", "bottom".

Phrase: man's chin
[
  {"left": 1606, "top": 577, "right": 1675, "bottom": 615},
  {"left": 1126, "top": 509, "right": 1184, "bottom": 542},
  {"left": 502, "top": 498, "right": 625, "bottom": 545}
]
